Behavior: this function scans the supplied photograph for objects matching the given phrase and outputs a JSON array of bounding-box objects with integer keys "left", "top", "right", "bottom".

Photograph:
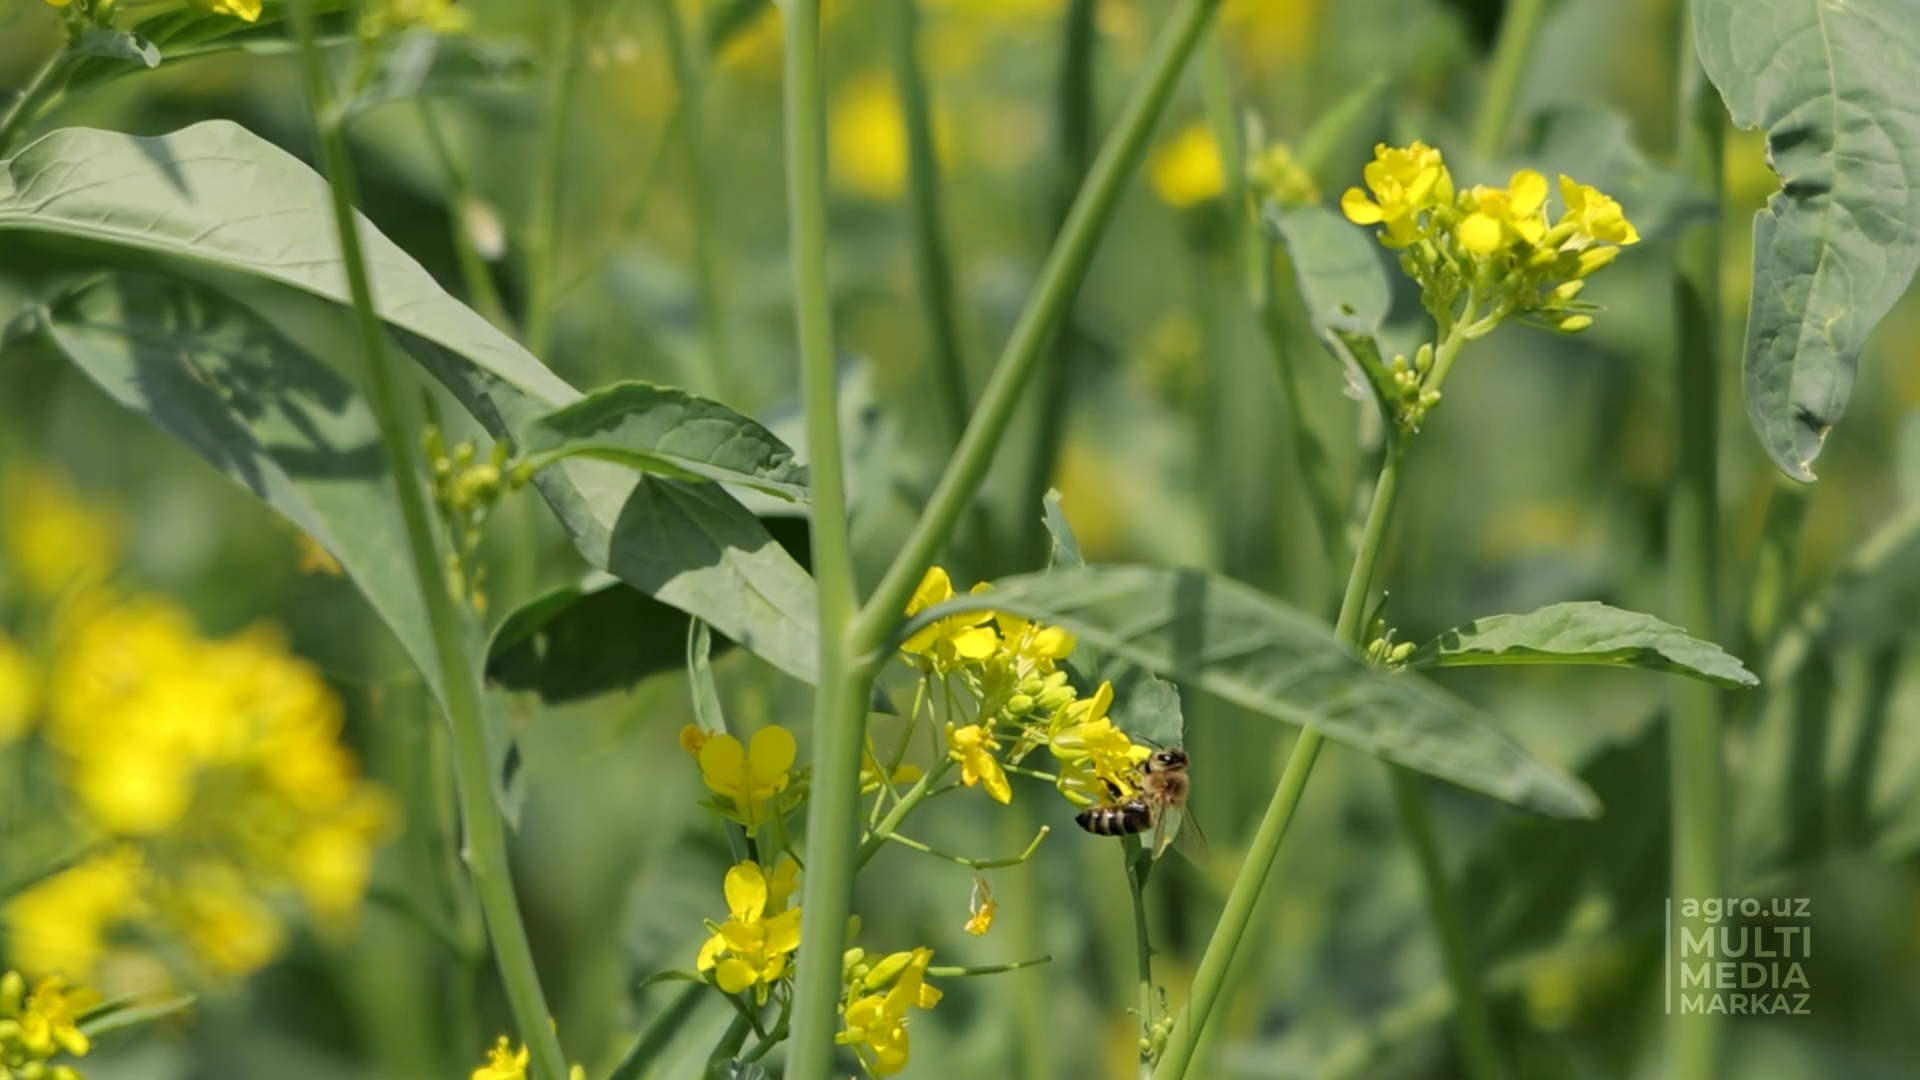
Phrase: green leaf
[
  {"left": 0, "top": 121, "right": 824, "bottom": 689},
  {"left": 484, "top": 572, "right": 699, "bottom": 704},
  {"left": 902, "top": 566, "right": 1598, "bottom": 818},
  {"left": 1039, "top": 494, "right": 1183, "bottom": 748},
  {"left": 524, "top": 381, "right": 811, "bottom": 501},
  {"left": 1270, "top": 204, "right": 1391, "bottom": 340},
  {"left": 349, "top": 32, "right": 537, "bottom": 115},
  {"left": 73, "top": 29, "right": 161, "bottom": 69},
  {"left": 32, "top": 272, "right": 524, "bottom": 821},
  {"left": 608, "top": 982, "right": 710, "bottom": 1080},
  {"left": 1695, "top": 0, "right": 1920, "bottom": 481},
  {"left": 1516, "top": 103, "right": 1713, "bottom": 242},
  {"left": 1405, "top": 601, "right": 1759, "bottom": 688}
]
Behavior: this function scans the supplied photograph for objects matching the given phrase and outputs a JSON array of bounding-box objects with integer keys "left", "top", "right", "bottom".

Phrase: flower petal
[
  {"left": 1340, "top": 188, "right": 1384, "bottom": 225},
  {"left": 724, "top": 861, "right": 769, "bottom": 923},
  {"left": 697, "top": 734, "right": 746, "bottom": 795},
  {"left": 746, "top": 725, "right": 797, "bottom": 782},
  {"left": 715, "top": 957, "right": 758, "bottom": 994}
]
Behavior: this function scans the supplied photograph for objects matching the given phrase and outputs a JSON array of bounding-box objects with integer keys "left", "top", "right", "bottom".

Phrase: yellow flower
[
  {"left": 472, "top": 1036, "right": 528, "bottom": 1080},
  {"left": 696, "top": 726, "right": 797, "bottom": 827},
  {"left": 6, "top": 848, "right": 146, "bottom": 981},
  {"left": 1457, "top": 169, "right": 1550, "bottom": 256},
  {"left": 1149, "top": 122, "right": 1225, "bottom": 209},
  {"left": 286, "top": 789, "right": 398, "bottom": 927},
  {"left": 1048, "top": 682, "right": 1150, "bottom": 805},
  {"left": 1341, "top": 142, "right": 1453, "bottom": 247},
  {"left": 1558, "top": 174, "right": 1640, "bottom": 246},
  {"left": 946, "top": 723, "right": 1011, "bottom": 804},
  {"left": 992, "top": 611, "right": 1076, "bottom": 675},
  {"left": 901, "top": 567, "right": 998, "bottom": 670},
  {"left": 1250, "top": 142, "right": 1320, "bottom": 208},
  {"left": 2, "top": 469, "right": 118, "bottom": 599},
  {"left": 697, "top": 862, "right": 803, "bottom": 1002},
  {"left": 0, "top": 633, "right": 37, "bottom": 747},
  {"left": 964, "top": 875, "right": 996, "bottom": 936},
  {"left": 191, "top": 0, "right": 263, "bottom": 22},
  {"left": 838, "top": 947, "right": 942, "bottom": 1076},
  {"left": 169, "top": 861, "right": 285, "bottom": 979}
]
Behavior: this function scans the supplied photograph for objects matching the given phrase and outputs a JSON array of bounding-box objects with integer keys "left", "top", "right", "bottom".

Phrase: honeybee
[{"left": 1074, "top": 748, "right": 1207, "bottom": 861}]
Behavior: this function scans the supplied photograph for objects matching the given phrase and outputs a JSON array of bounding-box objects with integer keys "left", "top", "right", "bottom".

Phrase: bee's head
[{"left": 1151, "top": 749, "right": 1189, "bottom": 771}]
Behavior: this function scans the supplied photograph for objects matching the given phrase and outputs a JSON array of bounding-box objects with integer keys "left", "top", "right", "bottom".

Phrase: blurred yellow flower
[
  {"left": 1220, "top": 0, "right": 1320, "bottom": 73},
  {"left": 838, "top": 947, "right": 942, "bottom": 1076},
  {"left": 697, "top": 862, "right": 803, "bottom": 1002},
  {"left": 362, "top": 0, "right": 471, "bottom": 36},
  {"left": 191, "top": 0, "right": 263, "bottom": 22},
  {"left": 830, "top": 73, "right": 953, "bottom": 202},
  {"left": 6, "top": 847, "right": 147, "bottom": 981},
  {"left": 1149, "top": 122, "right": 1226, "bottom": 209},
  {"left": 0, "top": 633, "right": 36, "bottom": 747},
  {"left": 696, "top": 726, "right": 796, "bottom": 827},
  {"left": 679, "top": 723, "right": 710, "bottom": 758},
  {"left": 472, "top": 1036, "right": 528, "bottom": 1080},
  {"left": 2, "top": 469, "right": 118, "bottom": 600},
  {"left": 3, "top": 971, "right": 100, "bottom": 1064},
  {"left": 946, "top": 723, "right": 1011, "bottom": 804},
  {"left": 168, "top": 862, "right": 285, "bottom": 979}
]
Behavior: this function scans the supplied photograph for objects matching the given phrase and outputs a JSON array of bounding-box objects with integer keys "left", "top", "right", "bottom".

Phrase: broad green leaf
[
  {"left": 1695, "top": 0, "right": 1920, "bottom": 481},
  {"left": 1270, "top": 204, "right": 1391, "bottom": 340},
  {"left": 1039, "top": 494, "right": 1183, "bottom": 748},
  {"left": 524, "top": 381, "right": 811, "bottom": 501},
  {"left": 486, "top": 572, "right": 704, "bottom": 704},
  {"left": 0, "top": 122, "right": 824, "bottom": 688},
  {"left": 1517, "top": 103, "right": 1712, "bottom": 242},
  {"left": 1405, "top": 601, "right": 1758, "bottom": 688},
  {"left": 902, "top": 566, "right": 1598, "bottom": 818},
  {"left": 31, "top": 272, "right": 523, "bottom": 820}
]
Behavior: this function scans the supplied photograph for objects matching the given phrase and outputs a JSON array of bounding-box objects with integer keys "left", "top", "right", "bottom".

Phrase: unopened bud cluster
[
  {"left": 1363, "top": 616, "right": 1414, "bottom": 668},
  {"left": 422, "top": 425, "right": 527, "bottom": 615}
]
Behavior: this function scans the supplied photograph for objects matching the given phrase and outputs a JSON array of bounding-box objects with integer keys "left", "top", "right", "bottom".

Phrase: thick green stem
[
  {"left": 1669, "top": 7, "right": 1726, "bottom": 1077},
  {"left": 1471, "top": 0, "right": 1548, "bottom": 159},
  {"left": 523, "top": 0, "right": 580, "bottom": 361},
  {"left": 1389, "top": 769, "right": 1507, "bottom": 1080},
  {"left": 1012, "top": 0, "right": 1099, "bottom": 573},
  {"left": 852, "top": 0, "right": 1226, "bottom": 655},
  {"left": 287, "top": 8, "right": 565, "bottom": 1080},
  {"left": 661, "top": 0, "right": 732, "bottom": 401},
  {"left": 889, "top": 0, "right": 972, "bottom": 448},
  {"left": 0, "top": 46, "right": 70, "bottom": 157},
  {"left": 780, "top": 0, "right": 865, "bottom": 1074},
  {"left": 1154, "top": 447, "right": 1406, "bottom": 1080}
]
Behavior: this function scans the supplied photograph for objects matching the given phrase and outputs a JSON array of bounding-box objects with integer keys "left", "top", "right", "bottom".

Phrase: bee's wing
[{"left": 1152, "top": 804, "right": 1210, "bottom": 865}]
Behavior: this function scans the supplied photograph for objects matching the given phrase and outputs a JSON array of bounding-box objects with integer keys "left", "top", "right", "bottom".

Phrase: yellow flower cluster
[
  {"left": 903, "top": 567, "right": 1151, "bottom": 810},
  {"left": 681, "top": 725, "right": 798, "bottom": 828},
  {"left": 696, "top": 861, "right": 802, "bottom": 1004},
  {"left": 1, "top": 471, "right": 393, "bottom": 986},
  {"left": 836, "top": 946, "right": 942, "bottom": 1076},
  {"left": 1340, "top": 141, "right": 1639, "bottom": 335},
  {"left": 0, "top": 972, "right": 97, "bottom": 1080}
]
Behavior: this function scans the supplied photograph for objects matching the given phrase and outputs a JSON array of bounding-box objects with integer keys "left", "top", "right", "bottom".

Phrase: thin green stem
[
  {"left": 417, "top": 100, "right": 515, "bottom": 334},
  {"left": 1123, "top": 836, "right": 1156, "bottom": 1080},
  {"left": 1011, "top": 0, "right": 1099, "bottom": 574},
  {"left": 875, "top": 824, "right": 1048, "bottom": 869},
  {"left": 1471, "top": 0, "right": 1548, "bottom": 159},
  {"left": 287, "top": 7, "right": 565, "bottom": 1080},
  {"left": 856, "top": 758, "right": 955, "bottom": 869},
  {"left": 852, "top": 0, "right": 1227, "bottom": 655},
  {"left": 1389, "top": 769, "right": 1506, "bottom": 1080},
  {"left": 0, "top": 46, "right": 71, "bottom": 157},
  {"left": 1155, "top": 447, "right": 1406, "bottom": 1080},
  {"left": 1669, "top": 5, "right": 1726, "bottom": 1076},
  {"left": 523, "top": 0, "right": 580, "bottom": 361},
  {"left": 779, "top": 0, "right": 866, "bottom": 1072},
  {"left": 661, "top": 0, "right": 732, "bottom": 401},
  {"left": 889, "top": 0, "right": 972, "bottom": 448}
]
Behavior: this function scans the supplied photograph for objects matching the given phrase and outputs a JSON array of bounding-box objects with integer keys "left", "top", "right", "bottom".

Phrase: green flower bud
[
  {"left": 453, "top": 442, "right": 476, "bottom": 469},
  {"left": 1574, "top": 246, "right": 1619, "bottom": 277},
  {"left": 1414, "top": 342, "right": 1434, "bottom": 374},
  {"left": 1557, "top": 314, "right": 1594, "bottom": 334},
  {"left": 1390, "top": 641, "right": 1415, "bottom": 663},
  {"left": 1552, "top": 279, "right": 1586, "bottom": 302},
  {"left": 1036, "top": 685, "right": 1077, "bottom": 713},
  {"left": 1007, "top": 694, "right": 1036, "bottom": 717},
  {"left": 1018, "top": 675, "right": 1046, "bottom": 697},
  {"left": 863, "top": 950, "right": 913, "bottom": 990}
]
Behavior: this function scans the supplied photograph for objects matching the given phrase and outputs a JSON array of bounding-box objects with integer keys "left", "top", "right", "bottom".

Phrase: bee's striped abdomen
[{"left": 1076, "top": 800, "right": 1153, "bottom": 837}]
